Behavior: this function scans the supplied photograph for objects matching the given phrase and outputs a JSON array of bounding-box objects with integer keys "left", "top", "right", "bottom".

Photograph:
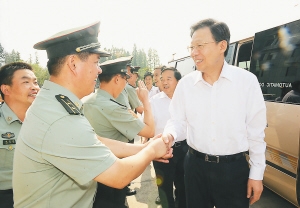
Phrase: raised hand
[{"left": 136, "top": 80, "right": 149, "bottom": 104}]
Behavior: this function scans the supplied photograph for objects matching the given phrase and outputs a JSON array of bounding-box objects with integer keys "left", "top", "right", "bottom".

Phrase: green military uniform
[
  {"left": 13, "top": 81, "right": 117, "bottom": 208},
  {"left": 85, "top": 57, "right": 144, "bottom": 208},
  {"left": 125, "top": 83, "right": 142, "bottom": 110},
  {"left": 0, "top": 103, "right": 21, "bottom": 190},
  {"left": 84, "top": 89, "right": 144, "bottom": 143},
  {"left": 116, "top": 88, "right": 131, "bottom": 109}
]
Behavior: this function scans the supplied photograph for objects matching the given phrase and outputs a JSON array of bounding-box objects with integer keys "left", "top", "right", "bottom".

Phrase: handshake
[{"left": 144, "top": 133, "right": 175, "bottom": 163}]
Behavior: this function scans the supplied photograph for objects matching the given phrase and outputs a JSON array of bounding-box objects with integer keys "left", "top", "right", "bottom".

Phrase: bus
[{"left": 169, "top": 19, "right": 300, "bottom": 207}]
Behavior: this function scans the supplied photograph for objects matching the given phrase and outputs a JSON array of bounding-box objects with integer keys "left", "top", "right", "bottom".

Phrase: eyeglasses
[{"left": 187, "top": 42, "right": 216, "bottom": 53}]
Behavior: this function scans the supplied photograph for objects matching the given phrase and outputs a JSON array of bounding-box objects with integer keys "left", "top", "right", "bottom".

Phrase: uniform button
[{"left": 7, "top": 116, "right": 12, "bottom": 121}]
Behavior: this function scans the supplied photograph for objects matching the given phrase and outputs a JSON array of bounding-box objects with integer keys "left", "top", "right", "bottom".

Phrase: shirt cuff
[{"left": 249, "top": 165, "right": 265, "bottom": 180}]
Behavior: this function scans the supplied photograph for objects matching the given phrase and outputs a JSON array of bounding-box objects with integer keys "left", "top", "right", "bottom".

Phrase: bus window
[
  {"left": 250, "top": 20, "right": 300, "bottom": 103},
  {"left": 225, "top": 43, "right": 237, "bottom": 65},
  {"left": 237, "top": 41, "right": 253, "bottom": 71}
]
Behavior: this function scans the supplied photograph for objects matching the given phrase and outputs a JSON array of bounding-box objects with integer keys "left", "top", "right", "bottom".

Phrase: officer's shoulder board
[
  {"left": 55, "top": 94, "right": 82, "bottom": 115},
  {"left": 109, "top": 99, "right": 127, "bottom": 109}
]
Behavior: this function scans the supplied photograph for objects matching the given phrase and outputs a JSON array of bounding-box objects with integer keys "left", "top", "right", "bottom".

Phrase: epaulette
[
  {"left": 109, "top": 99, "right": 127, "bottom": 108},
  {"left": 55, "top": 94, "right": 82, "bottom": 115}
]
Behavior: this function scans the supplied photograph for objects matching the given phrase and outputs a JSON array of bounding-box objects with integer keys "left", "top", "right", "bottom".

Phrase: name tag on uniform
[{"left": 3, "top": 139, "right": 16, "bottom": 145}]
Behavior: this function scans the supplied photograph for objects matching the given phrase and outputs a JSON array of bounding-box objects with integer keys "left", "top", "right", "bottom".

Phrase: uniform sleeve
[
  {"left": 127, "top": 87, "right": 142, "bottom": 110},
  {"left": 106, "top": 106, "right": 145, "bottom": 139},
  {"left": 163, "top": 80, "right": 187, "bottom": 142},
  {"left": 41, "top": 116, "right": 117, "bottom": 185},
  {"left": 246, "top": 75, "right": 267, "bottom": 180}
]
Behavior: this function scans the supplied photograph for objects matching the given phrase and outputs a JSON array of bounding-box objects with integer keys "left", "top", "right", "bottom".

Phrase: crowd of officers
[
  {"left": 0, "top": 23, "right": 185, "bottom": 208},
  {"left": 0, "top": 18, "right": 266, "bottom": 208}
]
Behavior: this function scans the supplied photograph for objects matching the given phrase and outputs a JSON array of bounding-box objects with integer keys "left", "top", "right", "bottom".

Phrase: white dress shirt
[
  {"left": 150, "top": 91, "right": 171, "bottom": 135},
  {"left": 164, "top": 61, "right": 266, "bottom": 180},
  {"left": 148, "top": 86, "right": 160, "bottom": 99}
]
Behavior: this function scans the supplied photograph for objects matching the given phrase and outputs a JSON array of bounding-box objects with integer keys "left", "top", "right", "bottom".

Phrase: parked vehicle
[{"left": 169, "top": 19, "right": 300, "bottom": 206}]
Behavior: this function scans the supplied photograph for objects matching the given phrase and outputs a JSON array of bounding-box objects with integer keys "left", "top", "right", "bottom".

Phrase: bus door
[{"left": 248, "top": 19, "right": 300, "bottom": 207}]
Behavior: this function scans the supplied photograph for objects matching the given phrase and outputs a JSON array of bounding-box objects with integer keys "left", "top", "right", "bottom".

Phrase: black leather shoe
[
  {"left": 126, "top": 187, "right": 136, "bottom": 196},
  {"left": 155, "top": 196, "right": 161, "bottom": 204}
]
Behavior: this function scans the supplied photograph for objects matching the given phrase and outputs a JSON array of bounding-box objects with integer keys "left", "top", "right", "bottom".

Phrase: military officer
[
  {"left": 84, "top": 56, "right": 155, "bottom": 208},
  {"left": 124, "top": 64, "right": 143, "bottom": 114},
  {"left": 126, "top": 66, "right": 143, "bottom": 114},
  {"left": 0, "top": 62, "right": 39, "bottom": 207},
  {"left": 13, "top": 22, "right": 171, "bottom": 208}
]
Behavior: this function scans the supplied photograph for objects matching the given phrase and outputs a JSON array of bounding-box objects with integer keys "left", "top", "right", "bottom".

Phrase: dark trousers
[
  {"left": 92, "top": 183, "right": 127, "bottom": 208},
  {"left": 184, "top": 150, "right": 250, "bottom": 208},
  {"left": 153, "top": 142, "right": 188, "bottom": 208},
  {"left": 0, "top": 189, "right": 13, "bottom": 208}
]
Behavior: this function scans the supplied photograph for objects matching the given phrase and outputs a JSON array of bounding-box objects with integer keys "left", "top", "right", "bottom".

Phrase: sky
[{"left": 1, "top": 0, "right": 300, "bottom": 67}]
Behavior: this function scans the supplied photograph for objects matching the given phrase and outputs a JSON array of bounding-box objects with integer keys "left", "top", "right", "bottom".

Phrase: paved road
[{"left": 126, "top": 137, "right": 297, "bottom": 208}]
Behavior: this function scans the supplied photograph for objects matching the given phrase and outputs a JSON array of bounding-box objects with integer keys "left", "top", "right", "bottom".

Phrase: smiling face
[
  {"left": 190, "top": 27, "right": 225, "bottom": 73},
  {"left": 144, "top": 75, "right": 153, "bottom": 90},
  {"left": 1, "top": 69, "right": 39, "bottom": 107},
  {"left": 161, "top": 70, "right": 178, "bottom": 98}
]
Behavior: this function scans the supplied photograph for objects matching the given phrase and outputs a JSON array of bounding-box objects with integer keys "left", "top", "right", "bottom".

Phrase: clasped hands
[{"left": 145, "top": 133, "right": 175, "bottom": 163}]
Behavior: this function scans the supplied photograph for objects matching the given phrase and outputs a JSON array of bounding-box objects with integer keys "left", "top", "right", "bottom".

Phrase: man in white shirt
[
  {"left": 151, "top": 67, "right": 187, "bottom": 208},
  {"left": 153, "top": 66, "right": 165, "bottom": 92},
  {"left": 144, "top": 72, "right": 159, "bottom": 99},
  {"left": 163, "top": 18, "right": 266, "bottom": 208}
]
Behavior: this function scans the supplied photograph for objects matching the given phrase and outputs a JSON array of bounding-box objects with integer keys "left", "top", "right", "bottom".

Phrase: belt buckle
[{"left": 205, "top": 154, "right": 219, "bottom": 163}]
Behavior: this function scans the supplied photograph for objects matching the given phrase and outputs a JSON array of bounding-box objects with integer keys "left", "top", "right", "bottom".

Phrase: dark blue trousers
[
  {"left": 184, "top": 150, "right": 250, "bottom": 208},
  {"left": 0, "top": 189, "right": 13, "bottom": 208},
  {"left": 92, "top": 183, "right": 127, "bottom": 208}
]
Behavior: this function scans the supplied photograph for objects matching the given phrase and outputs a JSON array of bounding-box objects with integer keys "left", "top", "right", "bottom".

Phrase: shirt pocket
[{"left": 0, "top": 139, "right": 15, "bottom": 169}]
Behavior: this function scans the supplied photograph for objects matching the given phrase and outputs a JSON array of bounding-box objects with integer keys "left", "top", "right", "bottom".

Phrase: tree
[
  {"left": 4, "top": 49, "right": 22, "bottom": 64},
  {"left": 147, "top": 48, "right": 161, "bottom": 70},
  {"left": 28, "top": 54, "right": 33, "bottom": 64},
  {"left": 100, "top": 46, "right": 131, "bottom": 63},
  {"left": 0, "top": 43, "right": 5, "bottom": 66},
  {"left": 132, "top": 44, "right": 138, "bottom": 66},
  {"left": 35, "top": 52, "right": 39, "bottom": 65},
  {"left": 31, "top": 63, "right": 49, "bottom": 87}
]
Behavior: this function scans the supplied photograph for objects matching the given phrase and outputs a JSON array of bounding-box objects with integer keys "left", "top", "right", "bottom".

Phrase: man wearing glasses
[
  {"left": 84, "top": 56, "right": 156, "bottom": 208},
  {"left": 162, "top": 18, "right": 266, "bottom": 207}
]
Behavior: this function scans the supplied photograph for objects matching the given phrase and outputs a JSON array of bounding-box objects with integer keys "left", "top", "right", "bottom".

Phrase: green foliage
[
  {"left": 0, "top": 43, "right": 5, "bottom": 66},
  {"left": 31, "top": 63, "right": 49, "bottom": 86},
  {"left": 138, "top": 67, "right": 152, "bottom": 81},
  {"left": 147, "top": 48, "right": 160, "bottom": 70},
  {"left": 99, "top": 45, "right": 160, "bottom": 71},
  {"left": 5, "top": 49, "right": 21, "bottom": 64},
  {"left": 100, "top": 46, "right": 130, "bottom": 63}
]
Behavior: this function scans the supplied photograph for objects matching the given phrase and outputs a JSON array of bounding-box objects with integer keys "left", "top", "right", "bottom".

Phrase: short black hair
[
  {"left": 161, "top": 67, "right": 182, "bottom": 81},
  {"left": 98, "top": 73, "right": 127, "bottom": 83},
  {"left": 190, "top": 18, "right": 230, "bottom": 56},
  {"left": 144, "top": 72, "right": 153, "bottom": 80},
  {"left": 0, "top": 62, "right": 33, "bottom": 99},
  {"left": 46, "top": 52, "right": 91, "bottom": 76}
]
